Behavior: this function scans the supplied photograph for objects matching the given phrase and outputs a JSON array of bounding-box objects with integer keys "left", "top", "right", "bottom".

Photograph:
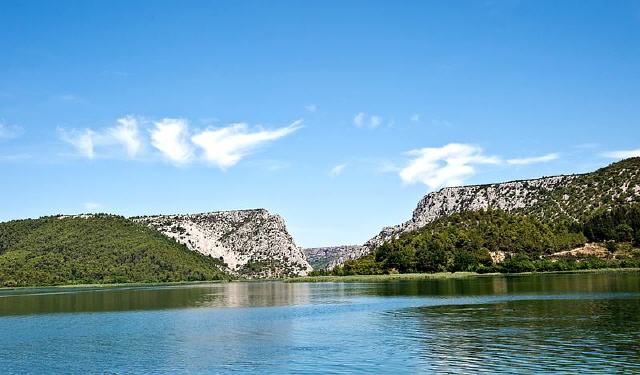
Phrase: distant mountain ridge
[
  {"left": 303, "top": 245, "right": 368, "bottom": 271},
  {"left": 133, "top": 209, "right": 312, "bottom": 278},
  {"left": 2, "top": 158, "right": 639, "bottom": 281},
  {"left": 365, "top": 174, "right": 576, "bottom": 250},
  {"left": 321, "top": 158, "right": 640, "bottom": 269}
]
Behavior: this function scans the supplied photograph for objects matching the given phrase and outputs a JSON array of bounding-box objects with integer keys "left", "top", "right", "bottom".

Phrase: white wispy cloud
[
  {"left": 191, "top": 120, "right": 302, "bottom": 169},
  {"left": 329, "top": 163, "right": 347, "bottom": 177},
  {"left": 353, "top": 112, "right": 383, "bottom": 129},
  {"left": 150, "top": 119, "right": 193, "bottom": 164},
  {"left": 507, "top": 153, "right": 559, "bottom": 165},
  {"left": 370, "top": 115, "right": 382, "bottom": 129},
  {"left": 305, "top": 104, "right": 317, "bottom": 113},
  {"left": 60, "top": 128, "right": 96, "bottom": 159},
  {"left": 60, "top": 116, "right": 300, "bottom": 168},
  {"left": 410, "top": 114, "right": 421, "bottom": 123},
  {"left": 601, "top": 149, "right": 640, "bottom": 159},
  {"left": 109, "top": 117, "right": 142, "bottom": 158},
  {"left": 399, "top": 143, "right": 500, "bottom": 189},
  {"left": 0, "top": 122, "right": 23, "bottom": 140},
  {"left": 60, "top": 116, "right": 143, "bottom": 159}
]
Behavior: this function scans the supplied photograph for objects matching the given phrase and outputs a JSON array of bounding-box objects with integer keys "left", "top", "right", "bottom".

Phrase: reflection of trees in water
[
  {"left": 0, "top": 286, "right": 215, "bottom": 315},
  {"left": 405, "top": 298, "right": 640, "bottom": 372},
  {"left": 350, "top": 272, "right": 640, "bottom": 298}
]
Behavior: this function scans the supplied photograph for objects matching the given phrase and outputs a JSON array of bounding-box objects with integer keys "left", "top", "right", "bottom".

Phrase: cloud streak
[
  {"left": 507, "top": 153, "right": 559, "bottom": 165},
  {"left": 60, "top": 116, "right": 143, "bottom": 159},
  {"left": 110, "top": 117, "right": 142, "bottom": 158},
  {"left": 399, "top": 143, "right": 500, "bottom": 189},
  {"left": 601, "top": 149, "right": 640, "bottom": 159},
  {"left": 0, "top": 122, "right": 23, "bottom": 140},
  {"left": 397, "top": 144, "right": 562, "bottom": 189},
  {"left": 60, "top": 116, "right": 301, "bottom": 168},
  {"left": 60, "top": 129, "right": 96, "bottom": 159},
  {"left": 191, "top": 120, "right": 302, "bottom": 169},
  {"left": 150, "top": 119, "right": 193, "bottom": 164},
  {"left": 329, "top": 163, "right": 346, "bottom": 177},
  {"left": 353, "top": 112, "right": 383, "bottom": 129}
]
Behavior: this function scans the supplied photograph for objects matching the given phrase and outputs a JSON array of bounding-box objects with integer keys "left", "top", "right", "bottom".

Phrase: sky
[{"left": 1, "top": 0, "right": 640, "bottom": 247}]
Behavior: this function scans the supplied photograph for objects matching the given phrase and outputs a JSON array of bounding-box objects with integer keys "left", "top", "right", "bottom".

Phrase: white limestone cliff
[
  {"left": 364, "top": 175, "right": 577, "bottom": 250},
  {"left": 133, "top": 209, "right": 312, "bottom": 278}
]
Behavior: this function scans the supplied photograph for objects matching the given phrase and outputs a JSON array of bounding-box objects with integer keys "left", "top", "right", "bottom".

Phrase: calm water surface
[{"left": 1, "top": 272, "right": 639, "bottom": 374}]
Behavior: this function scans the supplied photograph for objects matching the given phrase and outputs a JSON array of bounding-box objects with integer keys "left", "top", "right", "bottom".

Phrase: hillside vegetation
[
  {"left": 520, "top": 158, "right": 640, "bottom": 222},
  {"left": 325, "top": 206, "right": 640, "bottom": 276},
  {"left": 322, "top": 159, "right": 640, "bottom": 277},
  {"left": 0, "top": 215, "right": 229, "bottom": 287}
]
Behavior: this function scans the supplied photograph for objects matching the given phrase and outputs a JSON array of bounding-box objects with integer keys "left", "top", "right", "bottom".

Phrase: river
[{"left": 1, "top": 271, "right": 639, "bottom": 373}]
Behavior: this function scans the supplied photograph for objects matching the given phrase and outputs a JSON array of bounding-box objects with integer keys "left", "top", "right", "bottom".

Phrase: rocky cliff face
[
  {"left": 317, "top": 175, "right": 575, "bottom": 270},
  {"left": 328, "top": 158, "right": 640, "bottom": 269},
  {"left": 303, "top": 245, "right": 369, "bottom": 271},
  {"left": 365, "top": 175, "right": 577, "bottom": 250},
  {"left": 365, "top": 158, "right": 640, "bottom": 251},
  {"left": 133, "top": 209, "right": 312, "bottom": 278}
]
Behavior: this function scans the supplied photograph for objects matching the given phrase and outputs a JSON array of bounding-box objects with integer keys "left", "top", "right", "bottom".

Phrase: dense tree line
[
  {"left": 583, "top": 205, "right": 640, "bottom": 244},
  {"left": 0, "top": 215, "right": 229, "bottom": 287},
  {"left": 323, "top": 208, "right": 640, "bottom": 276}
]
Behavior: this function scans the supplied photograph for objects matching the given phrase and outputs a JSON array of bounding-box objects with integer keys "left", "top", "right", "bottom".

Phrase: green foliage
[
  {"left": 331, "top": 253, "right": 385, "bottom": 276},
  {"left": 494, "top": 254, "right": 638, "bottom": 273},
  {"left": 583, "top": 204, "right": 640, "bottom": 242},
  {"left": 0, "top": 215, "right": 229, "bottom": 287},
  {"left": 521, "top": 157, "right": 640, "bottom": 223},
  {"left": 237, "top": 259, "right": 293, "bottom": 277},
  {"left": 336, "top": 159, "right": 640, "bottom": 276},
  {"left": 333, "top": 208, "right": 640, "bottom": 276},
  {"left": 335, "top": 210, "right": 587, "bottom": 276},
  {"left": 500, "top": 254, "right": 537, "bottom": 273}
]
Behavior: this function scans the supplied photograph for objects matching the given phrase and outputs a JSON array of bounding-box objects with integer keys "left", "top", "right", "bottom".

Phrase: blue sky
[{"left": 1, "top": 0, "right": 639, "bottom": 247}]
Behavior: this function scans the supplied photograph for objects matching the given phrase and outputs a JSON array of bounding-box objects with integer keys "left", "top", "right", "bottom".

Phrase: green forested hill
[
  {"left": 0, "top": 215, "right": 229, "bottom": 287},
  {"left": 327, "top": 159, "right": 640, "bottom": 277},
  {"left": 329, "top": 207, "right": 640, "bottom": 276}
]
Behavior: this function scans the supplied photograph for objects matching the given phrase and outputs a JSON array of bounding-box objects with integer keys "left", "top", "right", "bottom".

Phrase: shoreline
[
  {"left": 0, "top": 279, "right": 230, "bottom": 292},
  {"left": 285, "top": 268, "right": 640, "bottom": 283},
  {"left": 2, "top": 268, "right": 639, "bottom": 291}
]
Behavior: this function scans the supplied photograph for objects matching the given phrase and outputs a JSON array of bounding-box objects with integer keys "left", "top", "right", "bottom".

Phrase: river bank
[{"left": 286, "top": 268, "right": 640, "bottom": 283}]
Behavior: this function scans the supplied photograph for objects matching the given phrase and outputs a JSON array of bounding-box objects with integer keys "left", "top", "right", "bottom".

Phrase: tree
[{"left": 616, "top": 224, "right": 634, "bottom": 242}]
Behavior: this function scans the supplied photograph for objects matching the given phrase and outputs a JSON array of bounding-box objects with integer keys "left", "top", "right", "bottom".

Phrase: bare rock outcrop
[
  {"left": 133, "top": 209, "right": 312, "bottom": 278},
  {"left": 364, "top": 175, "right": 577, "bottom": 250},
  {"left": 303, "top": 245, "right": 369, "bottom": 271}
]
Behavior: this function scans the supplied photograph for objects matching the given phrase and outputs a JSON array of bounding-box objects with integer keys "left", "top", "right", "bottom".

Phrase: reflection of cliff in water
[
  {"left": 199, "top": 282, "right": 311, "bottom": 308},
  {"left": 0, "top": 282, "right": 312, "bottom": 315},
  {"left": 1, "top": 272, "right": 638, "bottom": 316}
]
